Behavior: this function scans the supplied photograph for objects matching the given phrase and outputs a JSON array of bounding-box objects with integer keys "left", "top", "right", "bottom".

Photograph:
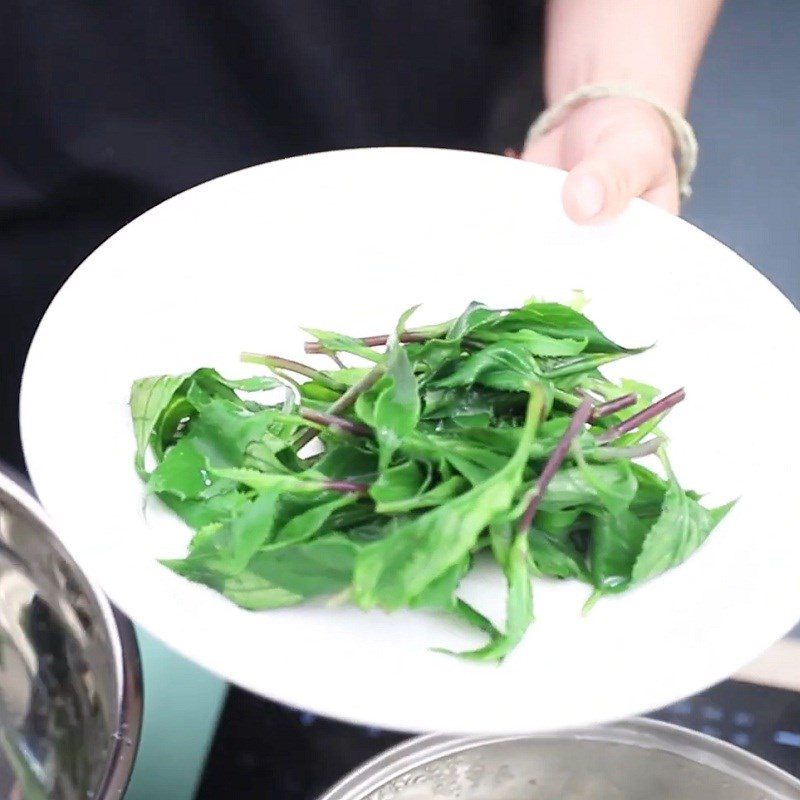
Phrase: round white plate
[{"left": 21, "top": 148, "right": 800, "bottom": 734}]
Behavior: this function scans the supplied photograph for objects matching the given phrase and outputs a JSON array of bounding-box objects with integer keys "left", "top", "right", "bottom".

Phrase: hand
[{"left": 521, "top": 96, "right": 680, "bottom": 224}]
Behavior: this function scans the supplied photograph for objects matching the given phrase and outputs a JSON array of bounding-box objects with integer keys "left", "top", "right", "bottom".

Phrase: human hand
[{"left": 520, "top": 96, "right": 680, "bottom": 224}]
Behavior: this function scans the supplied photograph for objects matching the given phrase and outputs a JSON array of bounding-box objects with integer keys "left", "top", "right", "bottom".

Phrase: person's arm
[{"left": 523, "top": 0, "right": 724, "bottom": 223}]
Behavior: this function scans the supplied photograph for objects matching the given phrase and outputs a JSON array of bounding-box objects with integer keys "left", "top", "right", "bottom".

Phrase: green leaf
[
  {"left": 530, "top": 528, "right": 589, "bottom": 581},
  {"left": 374, "top": 475, "right": 467, "bottom": 514},
  {"left": 221, "top": 572, "right": 305, "bottom": 610},
  {"left": 353, "top": 388, "right": 545, "bottom": 611},
  {"left": 402, "top": 432, "right": 509, "bottom": 485},
  {"left": 189, "top": 397, "right": 286, "bottom": 467},
  {"left": 409, "top": 558, "right": 470, "bottom": 610},
  {"left": 212, "top": 467, "right": 326, "bottom": 494},
  {"left": 369, "top": 461, "right": 427, "bottom": 507},
  {"left": 373, "top": 339, "right": 421, "bottom": 468},
  {"left": 631, "top": 478, "right": 734, "bottom": 584},
  {"left": 212, "top": 373, "right": 282, "bottom": 393},
  {"left": 454, "top": 529, "right": 533, "bottom": 662},
  {"left": 299, "top": 381, "right": 341, "bottom": 403},
  {"left": 539, "top": 351, "right": 638, "bottom": 379},
  {"left": 407, "top": 339, "right": 463, "bottom": 376},
  {"left": 250, "top": 535, "right": 360, "bottom": 597},
  {"left": 576, "top": 457, "right": 637, "bottom": 515},
  {"left": 274, "top": 495, "right": 358, "bottom": 544},
  {"left": 152, "top": 395, "right": 196, "bottom": 459},
  {"left": 314, "top": 442, "right": 378, "bottom": 480},
  {"left": 537, "top": 463, "right": 637, "bottom": 511},
  {"left": 147, "top": 437, "right": 213, "bottom": 500},
  {"left": 489, "top": 521, "right": 512, "bottom": 565},
  {"left": 451, "top": 412, "right": 493, "bottom": 428},
  {"left": 420, "top": 387, "right": 498, "bottom": 421},
  {"left": 159, "top": 491, "right": 251, "bottom": 530},
  {"left": 303, "top": 327, "right": 385, "bottom": 363},
  {"left": 619, "top": 378, "right": 660, "bottom": 410},
  {"left": 445, "top": 301, "right": 493, "bottom": 338},
  {"left": 321, "top": 368, "right": 372, "bottom": 387},
  {"left": 130, "top": 374, "right": 188, "bottom": 475},
  {"left": 451, "top": 599, "right": 502, "bottom": 639},
  {"left": 186, "top": 491, "right": 282, "bottom": 573},
  {"left": 163, "top": 555, "right": 305, "bottom": 609},
  {"left": 485, "top": 302, "right": 637, "bottom": 354},
  {"left": 458, "top": 417, "right": 575, "bottom": 459},
  {"left": 473, "top": 328, "right": 588, "bottom": 357},
  {"left": 432, "top": 342, "right": 541, "bottom": 392},
  {"left": 589, "top": 509, "right": 651, "bottom": 590}
]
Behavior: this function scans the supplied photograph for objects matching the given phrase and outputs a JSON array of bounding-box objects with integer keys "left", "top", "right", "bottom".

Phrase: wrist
[{"left": 546, "top": 63, "right": 692, "bottom": 113}]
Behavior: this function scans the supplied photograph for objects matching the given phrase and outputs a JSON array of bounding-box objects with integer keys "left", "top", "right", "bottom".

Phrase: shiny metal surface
[
  {"left": 0, "top": 469, "right": 142, "bottom": 799},
  {"left": 321, "top": 720, "right": 800, "bottom": 800}
]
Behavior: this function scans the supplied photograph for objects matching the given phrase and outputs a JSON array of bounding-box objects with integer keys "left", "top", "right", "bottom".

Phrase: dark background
[{"left": 2, "top": 0, "right": 798, "bottom": 474}]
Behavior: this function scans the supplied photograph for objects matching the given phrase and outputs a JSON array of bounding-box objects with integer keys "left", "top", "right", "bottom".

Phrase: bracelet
[{"left": 524, "top": 83, "right": 698, "bottom": 199}]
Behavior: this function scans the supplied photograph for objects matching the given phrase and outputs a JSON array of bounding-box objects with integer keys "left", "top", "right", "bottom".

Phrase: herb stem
[
  {"left": 591, "top": 392, "right": 638, "bottom": 420},
  {"left": 596, "top": 388, "right": 685, "bottom": 444},
  {"left": 586, "top": 436, "right": 666, "bottom": 461},
  {"left": 241, "top": 353, "right": 346, "bottom": 392},
  {"left": 518, "top": 397, "right": 594, "bottom": 533},
  {"left": 304, "top": 332, "right": 431, "bottom": 354},
  {"left": 300, "top": 409, "right": 372, "bottom": 438},
  {"left": 323, "top": 479, "right": 368, "bottom": 494},
  {"left": 294, "top": 365, "right": 384, "bottom": 450},
  {"left": 552, "top": 388, "right": 581, "bottom": 410}
]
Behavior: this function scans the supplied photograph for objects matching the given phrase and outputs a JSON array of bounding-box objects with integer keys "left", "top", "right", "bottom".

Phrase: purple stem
[
  {"left": 300, "top": 409, "right": 372, "bottom": 438},
  {"left": 590, "top": 392, "right": 638, "bottom": 421},
  {"left": 518, "top": 397, "right": 594, "bottom": 533},
  {"left": 294, "top": 365, "right": 384, "bottom": 450},
  {"left": 241, "top": 352, "right": 345, "bottom": 391},
  {"left": 596, "top": 388, "right": 686, "bottom": 444},
  {"left": 323, "top": 479, "right": 368, "bottom": 494}
]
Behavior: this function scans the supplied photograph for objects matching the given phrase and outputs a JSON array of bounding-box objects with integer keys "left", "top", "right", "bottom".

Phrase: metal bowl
[
  {"left": 321, "top": 720, "right": 800, "bottom": 800},
  {"left": 0, "top": 468, "right": 142, "bottom": 799}
]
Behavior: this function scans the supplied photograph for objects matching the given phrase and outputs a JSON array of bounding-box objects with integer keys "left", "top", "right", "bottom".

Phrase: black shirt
[{"left": 0, "top": 1, "right": 544, "bottom": 468}]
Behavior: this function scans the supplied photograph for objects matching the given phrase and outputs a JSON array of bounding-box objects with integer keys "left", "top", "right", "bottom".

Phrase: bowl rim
[
  {"left": 0, "top": 466, "right": 143, "bottom": 799},
  {"left": 319, "top": 718, "right": 800, "bottom": 800}
]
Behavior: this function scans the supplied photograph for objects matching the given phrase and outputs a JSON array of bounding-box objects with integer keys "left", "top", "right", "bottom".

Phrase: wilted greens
[{"left": 130, "top": 297, "right": 732, "bottom": 661}]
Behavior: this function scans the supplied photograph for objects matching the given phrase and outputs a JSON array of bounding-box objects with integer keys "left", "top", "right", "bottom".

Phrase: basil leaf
[
  {"left": 455, "top": 529, "right": 533, "bottom": 661},
  {"left": 373, "top": 338, "right": 421, "bottom": 468},
  {"left": 353, "top": 389, "right": 544, "bottom": 611},
  {"left": 631, "top": 479, "right": 735, "bottom": 584},
  {"left": 130, "top": 374, "right": 188, "bottom": 476}
]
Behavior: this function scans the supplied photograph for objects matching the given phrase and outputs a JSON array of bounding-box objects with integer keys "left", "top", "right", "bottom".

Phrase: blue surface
[
  {"left": 686, "top": 0, "right": 799, "bottom": 307},
  {"left": 124, "top": 630, "right": 227, "bottom": 800}
]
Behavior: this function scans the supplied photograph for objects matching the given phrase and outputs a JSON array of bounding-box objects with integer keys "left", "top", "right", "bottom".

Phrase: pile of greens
[{"left": 130, "top": 297, "right": 731, "bottom": 661}]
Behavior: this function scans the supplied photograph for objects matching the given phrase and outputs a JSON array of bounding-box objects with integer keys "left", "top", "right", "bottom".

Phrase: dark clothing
[{"left": 0, "top": 1, "right": 544, "bottom": 469}]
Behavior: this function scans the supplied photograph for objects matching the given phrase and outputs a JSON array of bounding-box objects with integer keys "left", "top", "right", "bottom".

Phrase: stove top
[{"left": 196, "top": 679, "right": 800, "bottom": 799}]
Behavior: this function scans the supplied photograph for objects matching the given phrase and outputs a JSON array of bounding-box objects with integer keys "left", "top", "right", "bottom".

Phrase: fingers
[
  {"left": 642, "top": 161, "right": 681, "bottom": 214},
  {"left": 520, "top": 129, "right": 562, "bottom": 169},
  {"left": 561, "top": 128, "right": 675, "bottom": 224}
]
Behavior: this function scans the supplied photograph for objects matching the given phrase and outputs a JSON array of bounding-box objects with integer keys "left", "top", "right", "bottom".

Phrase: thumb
[{"left": 562, "top": 129, "right": 672, "bottom": 224}]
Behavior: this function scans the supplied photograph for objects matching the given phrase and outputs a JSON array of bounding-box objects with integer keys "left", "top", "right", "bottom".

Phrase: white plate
[{"left": 21, "top": 148, "right": 800, "bottom": 734}]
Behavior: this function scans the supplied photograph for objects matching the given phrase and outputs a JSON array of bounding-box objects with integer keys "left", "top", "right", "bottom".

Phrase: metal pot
[
  {"left": 0, "top": 467, "right": 142, "bottom": 799},
  {"left": 321, "top": 720, "right": 800, "bottom": 800}
]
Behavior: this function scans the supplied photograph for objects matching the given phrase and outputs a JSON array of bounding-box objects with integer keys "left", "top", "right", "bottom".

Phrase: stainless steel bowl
[
  {"left": 321, "top": 720, "right": 800, "bottom": 800},
  {"left": 0, "top": 468, "right": 142, "bottom": 800}
]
